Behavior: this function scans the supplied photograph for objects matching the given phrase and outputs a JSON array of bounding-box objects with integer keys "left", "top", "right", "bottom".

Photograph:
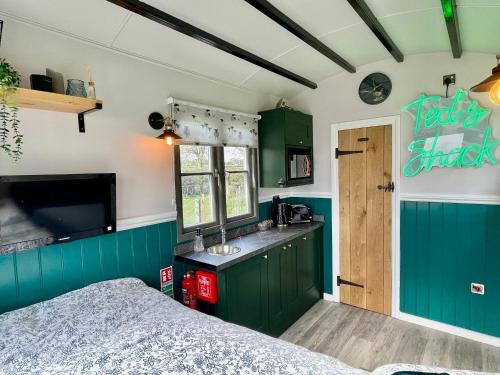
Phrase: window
[{"left": 175, "top": 145, "right": 258, "bottom": 239}]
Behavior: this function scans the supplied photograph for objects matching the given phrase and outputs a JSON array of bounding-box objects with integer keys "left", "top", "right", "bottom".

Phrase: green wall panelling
[
  {"left": 0, "top": 221, "right": 177, "bottom": 315},
  {"left": 400, "top": 201, "right": 500, "bottom": 337},
  {"left": 259, "top": 197, "right": 332, "bottom": 294}
]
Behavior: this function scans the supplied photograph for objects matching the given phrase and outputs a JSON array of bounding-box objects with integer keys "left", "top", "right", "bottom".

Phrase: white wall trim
[
  {"left": 258, "top": 191, "right": 332, "bottom": 203},
  {"left": 395, "top": 311, "right": 500, "bottom": 347},
  {"left": 323, "top": 293, "right": 336, "bottom": 302},
  {"left": 400, "top": 193, "right": 500, "bottom": 205},
  {"left": 330, "top": 115, "right": 402, "bottom": 316},
  {"left": 117, "top": 211, "right": 177, "bottom": 231}
]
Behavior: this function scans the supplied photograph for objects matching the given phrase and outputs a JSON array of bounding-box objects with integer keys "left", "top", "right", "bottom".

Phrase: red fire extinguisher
[{"left": 181, "top": 270, "right": 198, "bottom": 310}]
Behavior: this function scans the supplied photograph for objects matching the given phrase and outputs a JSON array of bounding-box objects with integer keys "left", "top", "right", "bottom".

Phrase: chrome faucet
[{"left": 220, "top": 226, "right": 226, "bottom": 244}]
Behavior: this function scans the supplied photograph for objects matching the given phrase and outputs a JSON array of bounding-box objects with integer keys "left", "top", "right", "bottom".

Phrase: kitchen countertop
[{"left": 175, "top": 222, "right": 323, "bottom": 271}]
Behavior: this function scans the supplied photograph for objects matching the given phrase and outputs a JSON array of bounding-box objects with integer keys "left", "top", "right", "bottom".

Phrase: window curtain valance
[{"left": 168, "top": 97, "right": 260, "bottom": 148}]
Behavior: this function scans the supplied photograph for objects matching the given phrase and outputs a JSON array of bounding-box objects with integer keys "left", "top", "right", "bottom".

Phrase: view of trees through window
[
  {"left": 179, "top": 145, "right": 251, "bottom": 230},
  {"left": 224, "top": 147, "right": 250, "bottom": 218},
  {"left": 180, "top": 145, "right": 214, "bottom": 228}
]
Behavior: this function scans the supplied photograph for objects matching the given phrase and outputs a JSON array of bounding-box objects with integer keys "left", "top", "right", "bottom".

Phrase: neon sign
[{"left": 401, "top": 89, "right": 498, "bottom": 177}]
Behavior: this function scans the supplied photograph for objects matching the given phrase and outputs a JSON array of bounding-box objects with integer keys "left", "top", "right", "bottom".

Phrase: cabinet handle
[
  {"left": 299, "top": 140, "right": 303, "bottom": 144},
  {"left": 288, "top": 243, "right": 292, "bottom": 248},
  {"left": 303, "top": 236, "right": 307, "bottom": 240},
  {"left": 263, "top": 255, "right": 268, "bottom": 259},
  {"left": 282, "top": 246, "right": 287, "bottom": 250}
]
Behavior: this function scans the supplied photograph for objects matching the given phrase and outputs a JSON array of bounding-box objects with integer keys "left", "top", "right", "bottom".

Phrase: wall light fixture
[{"left": 471, "top": 53, "right": 500, "bottom": 105}]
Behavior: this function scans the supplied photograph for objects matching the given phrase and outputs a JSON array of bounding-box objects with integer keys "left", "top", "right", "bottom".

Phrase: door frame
[{"left": 330, "top": 115, "right": 401, "bottom": 316}]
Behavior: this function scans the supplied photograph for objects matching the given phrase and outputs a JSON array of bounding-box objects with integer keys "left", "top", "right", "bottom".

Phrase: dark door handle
[{"left": 377, "top": 181, "right": 394, "bottom": 192}]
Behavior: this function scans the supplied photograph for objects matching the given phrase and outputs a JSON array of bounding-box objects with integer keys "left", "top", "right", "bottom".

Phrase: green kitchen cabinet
[
  {"left": 297, "top": 230, "right": 323, "bottom": 313},
  {"left": 268, "top": 232, "right": 323, "bottom": 336},
  {"left": 284, "top": 110, "right": 313, "bottom": 147},
  {"left": 267, "top": 239, "right": 301, "bottom": 336},
  {"left": 267, "top": 244, "right": 289, "bottom": 336},
  {"left": 180, "top": 227, "right": 324, "bottom": 337},
  {"left": 258, "top": 108, "right": 313, "bottom": 188},
  {"left": 223, "top": 252, "right": 269, "bottom": 333}
]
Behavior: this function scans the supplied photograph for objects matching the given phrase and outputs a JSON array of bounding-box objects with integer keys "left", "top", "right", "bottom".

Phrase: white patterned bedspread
[{"left": 0, "top": 278, "right": 367, "bottom": 375}]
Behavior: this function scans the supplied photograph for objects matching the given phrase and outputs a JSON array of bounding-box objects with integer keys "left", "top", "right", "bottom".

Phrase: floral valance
[{"left": 168, "top": 98, "right": 260, "bottom": 148}]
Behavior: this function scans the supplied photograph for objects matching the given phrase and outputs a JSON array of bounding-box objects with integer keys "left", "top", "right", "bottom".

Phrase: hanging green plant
[{"left": 0, "top": 58, "right": 23, "bottom": 161}]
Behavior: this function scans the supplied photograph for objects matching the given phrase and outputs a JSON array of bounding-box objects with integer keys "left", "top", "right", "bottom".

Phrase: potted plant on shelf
[{"left": 0, "top": 58, "right": 23, "bottom": 161}]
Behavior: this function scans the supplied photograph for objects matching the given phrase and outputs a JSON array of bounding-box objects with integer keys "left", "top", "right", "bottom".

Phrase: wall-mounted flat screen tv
[{"left": 0, "top": 174, "right": 116, "bottom": 254}]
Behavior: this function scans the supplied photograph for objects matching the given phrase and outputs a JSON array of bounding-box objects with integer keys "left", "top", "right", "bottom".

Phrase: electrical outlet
[
  {"left": 443, "top": 74, "right": 456, "bottom": 86},
  {"left": 471, "top": 283, "right": 485, "bottom": 295}
]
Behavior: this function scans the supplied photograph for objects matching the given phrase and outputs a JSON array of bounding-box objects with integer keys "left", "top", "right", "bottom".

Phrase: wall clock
[{"left": 358, "top": 72, "right": 392, "bottom": 105}]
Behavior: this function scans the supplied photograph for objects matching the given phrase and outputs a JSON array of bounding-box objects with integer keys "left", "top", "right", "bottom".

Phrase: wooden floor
[{"left": 280, "top": 300, "right": 500, "bottom": 373}]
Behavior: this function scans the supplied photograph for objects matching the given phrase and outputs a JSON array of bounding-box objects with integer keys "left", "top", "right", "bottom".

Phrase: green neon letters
[
  {"left": 402, "top": 89, "right": 497, "bottom": 177},
  {"left": 402, "top": 89, "right": 490, "bottom": 135}
]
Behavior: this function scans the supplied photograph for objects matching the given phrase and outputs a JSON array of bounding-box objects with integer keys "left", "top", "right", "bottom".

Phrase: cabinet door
[
  {"left": 258, "top": 110, "right": 286, "bottom": 187},
  {"left": 224, "top": 253, "right": 269, "bottom": 333},
  {"left": 268, "top": 244, "right": 288, "bottom": 336},
  {"left": 284, "top": 240, "right": 301, "bottom": 321},
  {"left": 285, "top": 111, "right": 313, "bottom": 147},
  {"left": 298, "top": 230, "right": 321, "bottom": 313}
]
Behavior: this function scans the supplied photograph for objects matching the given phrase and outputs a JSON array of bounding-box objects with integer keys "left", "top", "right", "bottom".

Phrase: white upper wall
[
  {"left": 0, "top": 19, "right": 276, "bottom": 221},
  {"left": 1, "top": 0, "right": 499, "bottom": 99},
  {"left": 275, "top": 52, "right": 500, "bottom": 199}
]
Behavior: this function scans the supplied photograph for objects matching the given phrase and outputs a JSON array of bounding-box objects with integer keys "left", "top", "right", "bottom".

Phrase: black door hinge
[
  {"left": 335, "top": 148, "right": 363, "bottom": 159},
  {"left": 337, "top": 276, "right": 364, "bottom": 288}
]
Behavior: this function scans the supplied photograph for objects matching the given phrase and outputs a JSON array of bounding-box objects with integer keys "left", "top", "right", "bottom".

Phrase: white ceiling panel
[
  {"left": 0, "top": 0, "right": 129, "bottom": 45},
  {"left": 2, "top": 0, "right": 498, "bottom": 99},
  {"left": 112, "top": 15, "right": 260, "bottom": 87},
  {"left": 142, "top": 0, "right": 302, "bottom": 61},
  {"left": 363, "top": 0, "right": 439, "bottom": 17},
  {"left": 241, "top": 69, "right": 306, "bottom": 99},
  {"left": 320, "top": 24, "right": 391, "bottom": 67},
  {"left": 268, "top": 46, "right": 344, "bottom": 83},
  {"left": 267, "top": 0, "right": 362, "bottom": 37},
  {"left": 377, "top": 9, "right": 450, "bottom": 55},
  {"left": 458, "top": 0, "right": 500, "bottom": 6},
  {"left": 459, "top": 7, "right": 500, "bottom": 53}
]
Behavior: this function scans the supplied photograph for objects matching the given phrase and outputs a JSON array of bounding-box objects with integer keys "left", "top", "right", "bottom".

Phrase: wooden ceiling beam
[
  {"left": 346, "top": 0, "right": 404, "bottom": 63},
  {"left": 105, "top": 0, "right": 318, "bottom": 89},
  {"left": 244, "top": 0, "right": 356, "bottom": 73},
  {"left": 441, "top": 0, "right": 462, "bottom": 58}
]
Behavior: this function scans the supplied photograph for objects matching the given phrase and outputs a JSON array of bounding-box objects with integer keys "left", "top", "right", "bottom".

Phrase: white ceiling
[{"left": 1, "top": 0, "right": 499, "bottom": 99}]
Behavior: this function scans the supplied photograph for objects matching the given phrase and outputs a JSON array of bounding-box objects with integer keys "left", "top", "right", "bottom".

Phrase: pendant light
[
  {"left": 148, "top": 111, "right": 182, "bottom": 146},
  {"left": 471, "top": 53, "right": 500, "bottom": 105}
]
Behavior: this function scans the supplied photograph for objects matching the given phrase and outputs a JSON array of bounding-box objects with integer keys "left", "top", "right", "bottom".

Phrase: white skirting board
[
  {"left": 394, "top": 311, "right": 500, "bottom": 348},
  {"left": 321, "top": 294, "right": 499, "bottom": 347},
  {"left": 323, "top": 293, "right": 336, "bottom": 302}
]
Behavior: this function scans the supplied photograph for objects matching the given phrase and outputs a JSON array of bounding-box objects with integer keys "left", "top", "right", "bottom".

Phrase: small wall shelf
[{"left": 12, "top": 88, "right": 103, "bottom": 133}]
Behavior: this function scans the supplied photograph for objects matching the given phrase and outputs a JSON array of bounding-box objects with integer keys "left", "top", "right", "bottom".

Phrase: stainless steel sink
[{"left": 207, "top": 244, "right": 241, "bottom": 256}]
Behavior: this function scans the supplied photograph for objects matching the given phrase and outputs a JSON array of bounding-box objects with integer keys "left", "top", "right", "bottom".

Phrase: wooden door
[{"left": 338, "top": 125, "right": 392, "bottom": 315}]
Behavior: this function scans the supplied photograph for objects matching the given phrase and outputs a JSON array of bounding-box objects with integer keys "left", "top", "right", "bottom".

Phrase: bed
[{"left": 0, "top": 278, "right": 495, "bottom": 375}]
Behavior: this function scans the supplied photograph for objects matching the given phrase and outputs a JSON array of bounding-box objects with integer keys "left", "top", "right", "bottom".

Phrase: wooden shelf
[
  {"left": 1, "top": 88, "right": 103, "bottom": 133},
  {"left": 14, "top": 88, "right": 102, "bottom": 114}
]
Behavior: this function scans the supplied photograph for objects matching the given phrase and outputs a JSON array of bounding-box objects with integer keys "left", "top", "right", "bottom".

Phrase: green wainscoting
[
  {"left": 0, "top": 221, "right": 177, "bottom": 315},
  {"left": 400, "top": 201, "right": 500, "bottom": 337},
  {"left": 259, "top": 197, "right": 332, "bottom": 294}
]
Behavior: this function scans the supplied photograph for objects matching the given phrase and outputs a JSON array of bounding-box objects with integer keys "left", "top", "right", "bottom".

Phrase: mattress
[
  {"left": 0, "top": 278, "right": 496, "bottom": 375},
  {"left": 0, "top": 278, "right": 367, "bottom": 374}
]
